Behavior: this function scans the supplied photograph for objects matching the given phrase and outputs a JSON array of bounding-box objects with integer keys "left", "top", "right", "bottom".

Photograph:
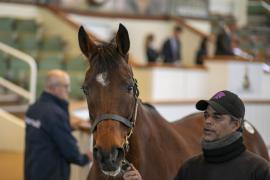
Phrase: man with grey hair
[{"left": 24, "top": 69, "right": 92, "bottom": 180}]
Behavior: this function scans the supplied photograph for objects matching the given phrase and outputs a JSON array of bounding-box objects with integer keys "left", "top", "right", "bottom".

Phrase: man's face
[
  {"left": 174, "top": 30, "right": 181, "bottom": 37},
  {"left": 203, "top": 106, "right": 240, "bottom": 141},
  {"left": 52, "top": 76, "right": 70, "bottom": 101},
  {"left": 228, "top": 23, "right": 237, "bottom": 32}
]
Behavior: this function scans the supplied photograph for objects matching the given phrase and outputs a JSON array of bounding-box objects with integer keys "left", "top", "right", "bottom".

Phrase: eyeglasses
[{"left": 55, "top": 83, "right": 70, "bottom": 92}]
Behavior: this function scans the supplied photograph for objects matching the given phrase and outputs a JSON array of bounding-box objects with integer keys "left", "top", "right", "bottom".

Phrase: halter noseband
[
  {"left": 88, "top": 78, "right": 139, "bottom": 153},
  {"left": 91, "top": 114, "right": 133, "bottom": 132}
]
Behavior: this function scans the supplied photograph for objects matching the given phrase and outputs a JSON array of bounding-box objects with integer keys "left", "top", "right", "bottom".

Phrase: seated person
[{"left": 145, "top": 33, "right": 159, "bottom": 63}]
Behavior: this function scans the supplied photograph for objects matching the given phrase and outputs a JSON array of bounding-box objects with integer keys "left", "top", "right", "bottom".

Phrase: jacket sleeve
[
  {"left": 174, "top": 166, "right": 185, "bottom": 180},
  {"left": 174, "top": 158, "right": 194, "bottom": 180},
  {"left": 47, "top": 113, "right": 89, "bottom": 166},
  {"left": 221, "top": 33, "right": 233, "bottom": 55},
  {"left": 254, "top": 161, "right": 270, "bottom": 180}
]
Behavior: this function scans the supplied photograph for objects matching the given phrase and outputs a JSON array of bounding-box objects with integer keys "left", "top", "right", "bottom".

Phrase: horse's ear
[
  {"left": 116, "top": 23, "right": 130, "bottom": 57},
  {"left": 78, "top": 26, "right": 95, "bottom": 59}
]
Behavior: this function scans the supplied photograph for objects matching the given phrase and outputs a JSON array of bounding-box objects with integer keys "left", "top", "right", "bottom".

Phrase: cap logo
[{"left": 213, "top": 91, "right": 225, "bottom": 99}]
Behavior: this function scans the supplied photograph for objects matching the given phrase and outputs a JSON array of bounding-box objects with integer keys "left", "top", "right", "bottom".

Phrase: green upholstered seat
[
  {"left": 16, "top": 19, "right": 39, "bottom": 33},
  {"left": 39, "top": 53, "right": 64, "bottom": 70},
  {"left": 0, "top": 17, "right": 15, "bottom": 32},
  {"left": 65, "top": 55, "right": 88, "bottom": 72},
  {"left": 41, "top": 36, "right": 65, "bottom": 51}
]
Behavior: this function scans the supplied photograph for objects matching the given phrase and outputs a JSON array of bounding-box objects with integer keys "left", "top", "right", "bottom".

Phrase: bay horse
[{"left": 78, "top": 24, "right": 269, "bottom": 180}]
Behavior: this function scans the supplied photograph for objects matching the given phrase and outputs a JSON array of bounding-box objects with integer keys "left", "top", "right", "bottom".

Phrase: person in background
[
  {"left": 215, "top": 22, "right": 237, "bottom": 56},
  {"left": 24, "top": 69, "right": 92, "bottom": 180},
  {"left": 145, "top": 33, "right": 159, "bottom": 63},
  {"left": 195, "top": 37, "right": 208, "bottom": 65},
  {"left": 174, "top": 90, "right": 270, "bottom": 180},
  {"left": 161, "top": 25, "right": 183, "bottom": 64}
]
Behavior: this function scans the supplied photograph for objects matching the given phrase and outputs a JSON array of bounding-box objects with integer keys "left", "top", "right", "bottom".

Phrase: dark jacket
[
  {"left": 195, "top": 37, "right": 208, "bottom": 65},
  {"left": 174, "top": 137, "right": 270, "bottom": 180},
  {"left": 24, "top": 92, "right": 89, "bottom": 180},
  {"left": 162, "top": 38, "right": 181, "bottom": 63},
  {"left": 146, "top": 46, "right": 159, "bottom": 63},
  {"left": 195, "top": 48, "right": 207, "bottom": 65},
  {"left": 215, "top": 29, "right": 234, "bottom": 56}
]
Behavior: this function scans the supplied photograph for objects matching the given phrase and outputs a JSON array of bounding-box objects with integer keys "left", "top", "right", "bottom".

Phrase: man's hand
[
  {"left": 123, "top": 164, "right": 142, "bottom": 180},
  {"left": 77, "top": 120, "right": 91, "bottom": 129},
  {"left": 86, "top": 150, "right": 93, "bottom": 161}
]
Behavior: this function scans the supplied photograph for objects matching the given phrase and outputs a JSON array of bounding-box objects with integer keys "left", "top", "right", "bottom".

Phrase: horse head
[{"left": 78, "top": 24, "right": 139, "bottom": 177}]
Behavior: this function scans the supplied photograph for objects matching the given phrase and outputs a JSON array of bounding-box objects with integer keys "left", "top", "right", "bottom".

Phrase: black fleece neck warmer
[{"left": 202, "top": 133, "right": 246, "bottom": 163}]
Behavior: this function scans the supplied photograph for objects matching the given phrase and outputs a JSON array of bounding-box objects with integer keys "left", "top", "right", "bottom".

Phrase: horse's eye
[
  {"left": 81, "top": 85, "right": 89, "bottom": 95},
  {"left": 127, "top": 85, "right": 134, "bottom": 93}
]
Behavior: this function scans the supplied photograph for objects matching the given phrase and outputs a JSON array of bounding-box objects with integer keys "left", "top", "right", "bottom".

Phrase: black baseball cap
[{"left": 196, "top": 90, "right": 245, "bottom": 119}]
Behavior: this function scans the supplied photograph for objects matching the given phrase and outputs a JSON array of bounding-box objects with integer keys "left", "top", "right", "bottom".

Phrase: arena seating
[
  {"left": 66, "top": 56, "right": 88, "bottom": 99},
  {"left": 0, "top": 17, "right": 85, "bottom": 99}
]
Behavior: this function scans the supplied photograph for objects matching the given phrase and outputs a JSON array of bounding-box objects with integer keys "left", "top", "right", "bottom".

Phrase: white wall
[
  {"left": 0, "top": 3, "right": 39, "bottom": 19},
  {"left": 0, "top": 109, "right": 25, "bottom": 152},
  {"left": 133, "top": 60, "right": 270, "bottom": 102},
  {"left": 151, "top": 68, "right": 208, "bottom": 100},
  {"left": 133, "top": 66, "right": 208, "bottom": 101},
  {"left": 206, "top": 60, "right": 270, "bottom": 99}
]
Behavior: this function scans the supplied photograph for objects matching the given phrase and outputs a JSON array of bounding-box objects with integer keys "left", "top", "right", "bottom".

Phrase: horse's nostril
[
  {"left": 94, "top": 147, "right": 125, "bottom": 169},
  {"left": 116, "top": 147, "right": 125, "bottom": 160},
  {"left": 110, "top": 147, "right": 123, "bottom": 163},
  {"left": 93, "top": 147, "right": 101, "bottom": 161}
]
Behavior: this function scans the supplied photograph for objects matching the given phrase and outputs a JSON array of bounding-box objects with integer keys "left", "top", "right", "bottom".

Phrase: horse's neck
[{"left": 127, "top": 104, "right": 192, "bottom": 172}]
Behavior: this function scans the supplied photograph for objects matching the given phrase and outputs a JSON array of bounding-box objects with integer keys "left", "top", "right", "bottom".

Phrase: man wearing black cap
[{"left": 174, "top": 90, "right": 270, "bottom": 180}]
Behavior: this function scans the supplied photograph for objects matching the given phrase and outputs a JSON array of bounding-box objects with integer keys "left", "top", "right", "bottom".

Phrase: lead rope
[{"left": 121, "top": 98, "right": 139, "bottom": 173}]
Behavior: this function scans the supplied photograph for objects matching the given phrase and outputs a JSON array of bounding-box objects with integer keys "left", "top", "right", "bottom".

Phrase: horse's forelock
[{"left": 88, "top": 43, "right": 129, "bottom": 75}]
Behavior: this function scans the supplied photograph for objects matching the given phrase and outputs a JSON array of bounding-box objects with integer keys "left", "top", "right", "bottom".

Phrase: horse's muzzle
[{"left": 93, "top": 146, "right": 125, "bottom": 174}]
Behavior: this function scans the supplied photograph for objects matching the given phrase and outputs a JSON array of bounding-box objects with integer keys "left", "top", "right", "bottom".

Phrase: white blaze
[{"left": 96, "top": 72, "right": 109, "bottom": 86}]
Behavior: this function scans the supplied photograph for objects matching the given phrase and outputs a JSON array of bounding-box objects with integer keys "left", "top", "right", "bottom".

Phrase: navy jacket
[
  {"left": 24, "top": 92, "right": 89, "bottom": 180},
  {"left": 215, "top": 29, "right": 234, "bottom": 56},
  {"left": 146, "top": 46, "right": 159, "bottom": 63},
  {"left": 162, "top": 37, "right": 181, "bottom": 63}
]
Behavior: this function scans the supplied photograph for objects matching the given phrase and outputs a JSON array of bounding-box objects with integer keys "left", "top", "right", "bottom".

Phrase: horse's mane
[{"left": 142, "top": 102, "right": 157, "bottom": 111}]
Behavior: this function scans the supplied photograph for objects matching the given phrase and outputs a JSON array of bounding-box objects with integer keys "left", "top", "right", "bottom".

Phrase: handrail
[
  {"left": 131, "top": 62, "right": 207, "bottom": 70},
  {"left": 0, "top": 108, "right": 25, "bottom": 127},
  {"left": 0, "top": 42, "right": 37, "bottom": 104},
  {"left": 204, "top": 55, "right": 265, "bottom": 63},
  {"left": 0, "top": 108, "right": 25, "bottom": 152},
  {"left": 262, "top": 0, "right": 270, "bottom": 12}
]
